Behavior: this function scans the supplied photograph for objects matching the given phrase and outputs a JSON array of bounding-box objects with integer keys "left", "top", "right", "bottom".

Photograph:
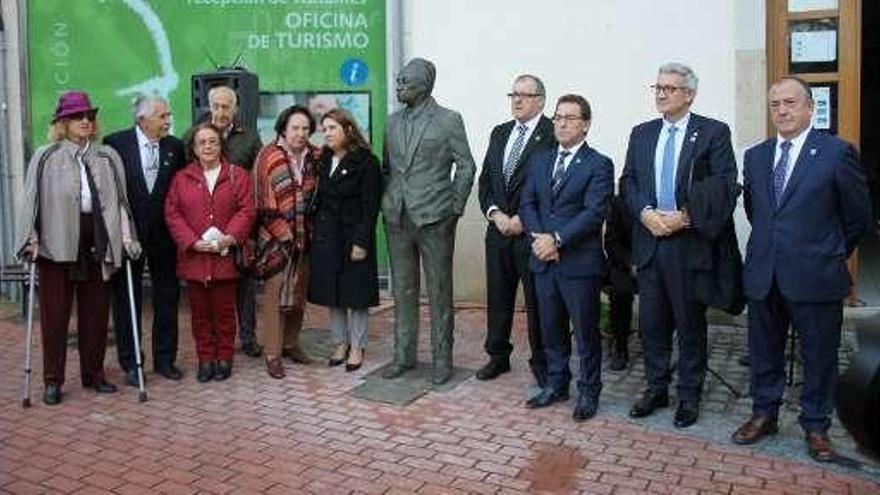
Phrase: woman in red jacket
[{"left": 165, "top": 123, "right": 255, "bottom": 382}]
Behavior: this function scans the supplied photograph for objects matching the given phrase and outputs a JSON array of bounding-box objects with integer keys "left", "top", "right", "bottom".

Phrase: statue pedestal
[{"left": 353, "top": 362, "right": 472, "bottom": 406}]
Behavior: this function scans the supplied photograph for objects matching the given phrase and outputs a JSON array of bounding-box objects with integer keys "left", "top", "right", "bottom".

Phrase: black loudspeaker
[{"left": 191, "top": 69, "right": 259, "bottom": 132}]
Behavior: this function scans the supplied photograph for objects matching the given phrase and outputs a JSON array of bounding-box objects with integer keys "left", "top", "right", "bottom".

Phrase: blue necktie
[
  {"left": 503, "top": 124, "right": 528, "bottom": 187},
  {"left": 658, "top": 126, "right": 678, "bottom": 210},
  {"left": 772, "top": 140, "right": 792, "bottom": 206},
  {"left": 551, "top": 150, "right": 571, "bottom": 194}
]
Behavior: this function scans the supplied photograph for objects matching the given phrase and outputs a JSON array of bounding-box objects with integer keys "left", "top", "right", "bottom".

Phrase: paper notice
[{"left": 791, "top": 30, "right": 837, "bottom": 63}]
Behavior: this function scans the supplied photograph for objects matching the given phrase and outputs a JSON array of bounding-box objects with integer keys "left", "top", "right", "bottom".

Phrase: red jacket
[{"left": 164, "top": 160, "right": 255, "bottom": 283}]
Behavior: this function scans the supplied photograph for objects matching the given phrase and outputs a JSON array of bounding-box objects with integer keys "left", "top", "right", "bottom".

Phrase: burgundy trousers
[
  {"left": 187, "top": 280, "right": 237, "bottom": 364},
  {"left": 37, "top": 215, "right": 111, "bottom": 387}
]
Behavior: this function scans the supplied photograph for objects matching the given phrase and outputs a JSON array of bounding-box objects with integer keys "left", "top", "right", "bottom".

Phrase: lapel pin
[
  {"left": 341, "top": 169, "right": 348, "bottom": 175},
  {"left": 809, "top": 148, "right": 817, "bottom": 156},
  {"left": 535, "top": 136, "right": 541, "bottom": 142}
]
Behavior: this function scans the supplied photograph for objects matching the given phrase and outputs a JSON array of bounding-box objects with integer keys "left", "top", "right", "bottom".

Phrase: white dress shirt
[
  {"left": 773, "top": 126, "right": 812, "bottom": 191},
  {"left": 653, "top": 112, "right": 691, "bottom": 208},
  {"left": 329, "top": 155, "right": 342, "bottom": 177},
  {"left": 136, "top": 125, "right": 160, "bottom": 193},
  {"left": 205, "top": 166, "right": 221, "bottom": 194},
  {"left": 76, "top": 141, "right": 93, "bottom": 213},
  {"left": 555, "top": 139, "right": 586, "bottom": 174},
  {"left": 503, "top": 113, "right": 542, "bottom": 165}
]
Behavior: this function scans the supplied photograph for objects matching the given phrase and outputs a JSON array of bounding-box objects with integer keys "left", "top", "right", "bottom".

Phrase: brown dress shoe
[
  {"left": 806, "top": 431, "right": 836, "bottom": 462},
  {"left": 731, "top": 416, "right": 778, "bottom": 445},
  {"left": 265, "top": 357, "right": 285, "bottom": 379}
]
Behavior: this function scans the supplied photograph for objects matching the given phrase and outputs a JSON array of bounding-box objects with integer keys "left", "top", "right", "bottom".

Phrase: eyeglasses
[
  {"left": 507, "top": 92, "right": 543, "bottom": 100},
  {"left": 650, "top": 84, "right": 686, "bottom": 95},
  {"left": 68, "top": 111, "right": 97, "bottom": 122},
  {"left": 195, "top": 137, "right": 220, "bottom": 148},
  {"left": 552, "top": 114, "right": 584, "bottom": 124}
]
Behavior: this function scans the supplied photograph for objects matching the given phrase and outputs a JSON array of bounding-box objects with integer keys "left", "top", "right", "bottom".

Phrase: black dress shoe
[
  {"left": 526, "top": 387, "right": 569, "bottom": 409},
  {"left": 43, "top": 385, "right": 62, "bottom": 406},
  {"left": 90, "top": 380, "right": 118, "bottom": 394},
  {"left": 629, "top": 389, "right": 669, "bottom": 418},
  {"left": 156, "top": 365, "right": 183, "bottom": 381},
  {"left": 242, "top": 341, "right": 262, "bottom": 358},
  {"left": 382, "top": 362, "right": 414, "bottom": 379},
  {"left": 214, "top": 361, "right": 232, "bottom": 381},
  {"left": 197, "top": 362, "right": 215, "bottom": 383},
  {"left": 573, "top": 394, "right": 598, "bottom": 422},
  {"left": 532, "top": 369, "right": 548, "bottom": 389},
  {"left": 123, "top": 368, "right": 140, "bottom": 387},
  {"left": 674, "top": 402, "right": 699, "bottom": 428},
  {"left": 609, "top": 348, "right": 629, "bottom": 371},
  {"left": 475, "top": 360, "right": 510, "bottom": 381}
]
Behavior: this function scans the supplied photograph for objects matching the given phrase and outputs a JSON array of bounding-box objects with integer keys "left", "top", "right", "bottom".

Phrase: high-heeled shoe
[
  {"left": 328, "top": 344, "right": 349, "bottom": 367},
  {"left": 345, "top": 348, "right": 364, "bottom": 372}
]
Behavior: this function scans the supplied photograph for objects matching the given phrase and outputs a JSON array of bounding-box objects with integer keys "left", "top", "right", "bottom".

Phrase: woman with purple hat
[{"left": 16, "top": 91, "right": 142, "bottom": 406}]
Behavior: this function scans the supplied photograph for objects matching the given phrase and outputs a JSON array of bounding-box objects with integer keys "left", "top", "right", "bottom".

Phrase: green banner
[
  {"left": 28, "top": 0, "right": 389, "bottom": 272},
  {"left": 27, "top": 0, "right": 386, "bottom": 150}
]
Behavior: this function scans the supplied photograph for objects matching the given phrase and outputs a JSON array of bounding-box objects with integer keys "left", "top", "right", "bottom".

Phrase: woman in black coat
[{"left": 308, "top": 108, "right": 381, "bottom": 372}]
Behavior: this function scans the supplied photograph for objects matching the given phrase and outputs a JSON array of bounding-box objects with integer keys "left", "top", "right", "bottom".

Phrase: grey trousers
[
  {"left": 330, "top": 307, "right": 369, "bottom": 349},
  {"left": 236, "top": 275, "right": 257, "bottom": 345},
  {"left": 386, "top": 212, "right": 458, "bottom": 372}
]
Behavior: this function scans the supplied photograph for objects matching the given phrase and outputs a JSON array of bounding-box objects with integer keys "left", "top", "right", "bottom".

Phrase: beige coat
[{"left": 16, "top": 139, "right": 138, "bottom": 280}]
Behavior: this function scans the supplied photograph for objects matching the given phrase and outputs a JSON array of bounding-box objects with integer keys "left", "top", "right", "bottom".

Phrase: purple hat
[{"left": 52, "top": 91, "right": 99, "bottom": 122}]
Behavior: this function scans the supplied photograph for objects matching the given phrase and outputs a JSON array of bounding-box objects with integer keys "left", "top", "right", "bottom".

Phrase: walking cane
[
  {"left": 125, "top": 259, "right": 148, "bottom": 402},
  {"left": 21, "top": 262, "right": 36, "bottom": 408}
]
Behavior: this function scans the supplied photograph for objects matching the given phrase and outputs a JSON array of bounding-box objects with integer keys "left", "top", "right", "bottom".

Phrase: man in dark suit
[
  {"left": 476, "top": 74, "right": 556, "bottom": 386},
  {"left": 732, "top": 76, "right": 871, "bottom": 462},
  {"left": 520, "top": 94, "right": 613, "bottom": 422},
  {"left": 105, "top": 95, "right": 186, "bottom": 385},
  {"left": 620, "top": 63, "right": 736, "bottom": 428}
]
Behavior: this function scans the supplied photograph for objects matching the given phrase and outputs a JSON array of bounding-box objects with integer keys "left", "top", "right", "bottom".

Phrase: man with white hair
[
  {"left": 202, "top": 85, "right": 263, "bottom": 358},
  {"left": 105, "top": 94, "right": 186, "bottom": 384},
  {"left": 620, "top": 62, "right": 736, "bottom": 428}
]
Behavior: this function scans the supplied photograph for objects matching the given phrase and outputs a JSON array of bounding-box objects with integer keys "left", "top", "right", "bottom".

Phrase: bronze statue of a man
[{"left": 381, "top": 58, "right": 476, "bottom": 385}]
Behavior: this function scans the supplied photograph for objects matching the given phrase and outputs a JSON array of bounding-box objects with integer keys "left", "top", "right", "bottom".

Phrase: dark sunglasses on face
[{"left": 68, "top": 111, "right": 97, "bottom": 122}]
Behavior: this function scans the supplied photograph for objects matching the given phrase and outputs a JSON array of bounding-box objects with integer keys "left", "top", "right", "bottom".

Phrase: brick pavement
[{"left": 0, "top": 297, "right": 878, "bottom": 494}]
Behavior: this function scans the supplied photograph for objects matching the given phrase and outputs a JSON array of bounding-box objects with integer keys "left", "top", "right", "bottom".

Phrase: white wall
[{"left": 400, "top": 0, "right": 754, "bottom": 302}]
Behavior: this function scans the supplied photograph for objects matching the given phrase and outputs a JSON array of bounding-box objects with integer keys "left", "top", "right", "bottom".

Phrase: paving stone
[{"left": 0, "top": 298, "right": 877, "bottom": 495}]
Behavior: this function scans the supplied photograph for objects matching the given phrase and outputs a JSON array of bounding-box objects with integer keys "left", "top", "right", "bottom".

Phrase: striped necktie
[
  {"left": 503, "top": 124, "right": 528, "bottom": 187},
  {"left": 145, "top": 142, "right": 159, "bottom": 193},
  {"left": 551, "top": 150, "right": 571, "bottom": 194},
  {"left": 772, "top": 140, "right": 792, "bottom": 206}
]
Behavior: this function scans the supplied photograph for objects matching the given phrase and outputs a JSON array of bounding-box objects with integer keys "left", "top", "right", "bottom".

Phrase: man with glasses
[
  {"left": 105, "top": 95, "right": 186, "bottom": 385},
  {"left": 520, "top": 94, "right": 613, "bottom": 421},
  {"left": 381, "top": 58, "right": 476, "bottom": 385},
  {"left": 732, "top": 76, "right": 870, "bottom": 462},
  {"left": 620, "top": 62, "right": 736, "bottom": 428},
  {"left": 476, "top": 74, "right": 556, "bottom": 386}
]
